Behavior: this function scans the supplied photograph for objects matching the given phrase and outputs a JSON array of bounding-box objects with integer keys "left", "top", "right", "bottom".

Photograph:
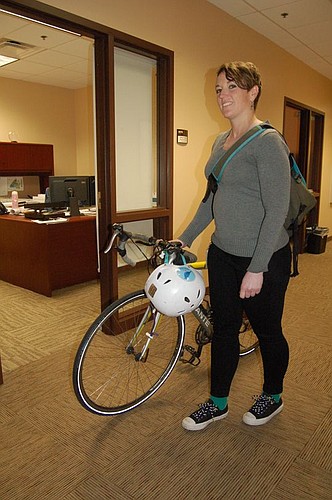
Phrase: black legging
[{"left": 207, "top": 242, "right": 291, "bottom": 397}]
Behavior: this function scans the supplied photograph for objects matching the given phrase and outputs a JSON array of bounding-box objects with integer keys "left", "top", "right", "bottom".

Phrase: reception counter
[{"left": 0, "top": 214, "right": 98, "bottom": 296}]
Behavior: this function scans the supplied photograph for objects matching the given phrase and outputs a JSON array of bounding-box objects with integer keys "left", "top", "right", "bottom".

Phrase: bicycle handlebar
[{"left": 105, "top": 223, "right": 197, "bottom": 267}]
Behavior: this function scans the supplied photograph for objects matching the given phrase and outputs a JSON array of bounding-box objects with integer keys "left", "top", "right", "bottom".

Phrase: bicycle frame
[
  {"left": 192, "top": 303, "right": 213, "bottom": 335},
  {"left": 105, "top": 225, "right": 258, "bottom": 365}
]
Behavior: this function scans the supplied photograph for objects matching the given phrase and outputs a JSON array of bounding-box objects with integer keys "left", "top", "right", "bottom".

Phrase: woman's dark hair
[{"left": 217, "top": 61, "right": 262, "bottom": 109}]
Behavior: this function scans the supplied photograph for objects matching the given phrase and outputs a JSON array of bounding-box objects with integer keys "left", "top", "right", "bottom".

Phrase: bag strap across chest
[
  {"left": 212, "top": 124, "right": 266, "bottom": 182},
  {"left": 202, "top": 124, "right": 267, "bottom": 203}
]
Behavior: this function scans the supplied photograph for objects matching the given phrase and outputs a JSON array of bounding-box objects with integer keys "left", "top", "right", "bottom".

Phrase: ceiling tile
[
  {"left": 53, "top": 37, "right": 93, "bottom": 58},
  {"left": 237, "top": 12, "right": 301, "bottom": 49},
  {"left": 0, "top": 11, "right": 29, "bottom": 33},
  {"left": 208, "top": 0, "right": 255, "bottom": 16},
  {"left": 37, "top": 66, "right": 87, "bottom": 81},
  {"left": 65, "top": 59, "right": 92, "bottom": 75},
  {"left": 0, "top": 67, "right": 31, "bottom": 79},
  {"left": 7, "top": 59, "right": 55, "bottom": 75},
  {"left": 261, "top": 0, "right": 332, "bottom": 28},
  {"left": 290, "top": 21, "right": 332, "bottom": 50},
  {"left": 247, "top": 0, "right": 298, "bottom": 9},
  {"left": 27, "top": 49, "right": 84, "bottom": 68},
  {"left": 288, "top": 44, "right": 326, "bottom": 64},
  {"left": 308, "top": 60, "right": 332, "bottom": 79}
]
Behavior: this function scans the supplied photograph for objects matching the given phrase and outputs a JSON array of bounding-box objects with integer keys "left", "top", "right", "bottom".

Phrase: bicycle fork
[{"left": 126, "top": 305, "right": 161, "bottom": 362}]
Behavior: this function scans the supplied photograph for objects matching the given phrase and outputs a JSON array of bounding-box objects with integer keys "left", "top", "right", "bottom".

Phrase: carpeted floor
[{"left": 0, "top": 243, "right": 331, "bottom": 499}]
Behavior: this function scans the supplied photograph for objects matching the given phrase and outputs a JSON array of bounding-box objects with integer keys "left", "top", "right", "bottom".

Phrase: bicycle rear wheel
[
  {"left": 239, "top": 314, "right": 259, "bottom": 356},
  {"left": 73, "top": 289, "right": 185, "bottom": 416}
]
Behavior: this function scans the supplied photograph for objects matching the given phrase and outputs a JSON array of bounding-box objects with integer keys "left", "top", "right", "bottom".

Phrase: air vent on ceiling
[{"left": 0, "top": 38, "right": 40, "bottom": 58}]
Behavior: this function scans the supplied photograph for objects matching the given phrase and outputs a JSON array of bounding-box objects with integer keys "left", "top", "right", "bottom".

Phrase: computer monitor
[{"left": 48, "top": 176, "right": 95, "bottom": 207}]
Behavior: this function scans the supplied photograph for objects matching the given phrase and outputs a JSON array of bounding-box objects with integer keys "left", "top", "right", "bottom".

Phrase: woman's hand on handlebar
[{"left": 168, "top": 239, "right": 187, "bottom": 248}]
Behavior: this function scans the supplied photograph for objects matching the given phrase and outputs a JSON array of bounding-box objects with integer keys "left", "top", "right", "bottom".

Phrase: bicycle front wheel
[{"left": 73, "top": 289, "right": 185, "bottom": 416}]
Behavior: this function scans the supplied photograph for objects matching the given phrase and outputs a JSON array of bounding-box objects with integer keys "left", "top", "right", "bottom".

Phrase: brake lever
[{"left": 104, "top": 229, "right": 120, "bottom": 254}]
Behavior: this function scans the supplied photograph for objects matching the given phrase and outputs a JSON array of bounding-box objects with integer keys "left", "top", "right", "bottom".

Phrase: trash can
[{"left": 306, "top": 226, "right": 329, "bottom": 254}]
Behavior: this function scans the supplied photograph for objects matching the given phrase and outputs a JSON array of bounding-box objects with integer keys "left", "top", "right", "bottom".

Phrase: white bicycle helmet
[{"left": 145, "top": 264, "right": 205, "bottom": 317}]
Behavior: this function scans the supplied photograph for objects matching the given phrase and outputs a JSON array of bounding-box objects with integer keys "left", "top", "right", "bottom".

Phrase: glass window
[{"left": 114, "top": 48, "right": 157, "bottom": 212}]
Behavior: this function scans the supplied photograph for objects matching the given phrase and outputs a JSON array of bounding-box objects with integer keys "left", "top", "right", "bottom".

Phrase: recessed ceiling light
[{"left": 0, "top": 54, "right": 18, "bottom": 67}]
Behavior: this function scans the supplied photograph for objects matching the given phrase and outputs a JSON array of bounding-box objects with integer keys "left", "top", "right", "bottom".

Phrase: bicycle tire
[
  {"left": 73, "top": 289, "right": 185, "bottom": 416},
  {"left": 239, "top": 315, "right": 259, "bottom": 356}
]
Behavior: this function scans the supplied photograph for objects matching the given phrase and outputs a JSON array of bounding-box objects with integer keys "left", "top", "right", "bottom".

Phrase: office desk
[{"left": 0, "top": 215, "right": 98, "bottom": 296}]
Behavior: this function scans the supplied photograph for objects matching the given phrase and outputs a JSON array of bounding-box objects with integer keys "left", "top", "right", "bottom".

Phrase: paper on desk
[
  {"left": 32, "top": 218, "right": 68, "bottom": 224},
  {"left": 80, "top": 208, "right": 97, "bottom": 216},
  {"left": 32, "top": 194, "right": 46, "bottom": 202}
]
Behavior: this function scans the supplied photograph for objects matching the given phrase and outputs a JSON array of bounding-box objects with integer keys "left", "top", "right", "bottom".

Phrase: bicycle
[{"left": 73, "top": 223, "right": 259, "bottom": 416}]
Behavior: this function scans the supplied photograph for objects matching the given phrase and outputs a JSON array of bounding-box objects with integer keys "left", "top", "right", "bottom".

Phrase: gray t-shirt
[{"left": 179, "top": 126, "right": 290, "bottom": 273}]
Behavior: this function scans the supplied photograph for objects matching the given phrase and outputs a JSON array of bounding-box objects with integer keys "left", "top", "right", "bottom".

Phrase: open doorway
[
  {"left": 0, "top": 1, "right": 174, "bottom": 310},
  {"left": 283, "top": 97, "right": 324, "bottom": 252}
]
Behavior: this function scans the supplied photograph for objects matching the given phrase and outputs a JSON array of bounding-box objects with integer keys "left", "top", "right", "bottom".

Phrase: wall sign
[{"left": 177, "top": 129, "right": 188, "bottom": 145}]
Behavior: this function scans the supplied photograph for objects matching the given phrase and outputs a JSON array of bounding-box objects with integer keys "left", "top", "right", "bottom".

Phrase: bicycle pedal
[{"left": 180, "top": 344, "right": 201, "bottom": 366}]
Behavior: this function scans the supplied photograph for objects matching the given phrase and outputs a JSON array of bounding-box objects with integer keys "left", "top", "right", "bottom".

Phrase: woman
[{"left": 178, "top": 62, "right": 291, "bottom": 431}]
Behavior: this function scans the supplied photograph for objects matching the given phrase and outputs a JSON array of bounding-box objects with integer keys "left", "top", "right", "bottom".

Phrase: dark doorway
[{"left": 283, "top": 98, "right": 324, "bottom": 251}]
